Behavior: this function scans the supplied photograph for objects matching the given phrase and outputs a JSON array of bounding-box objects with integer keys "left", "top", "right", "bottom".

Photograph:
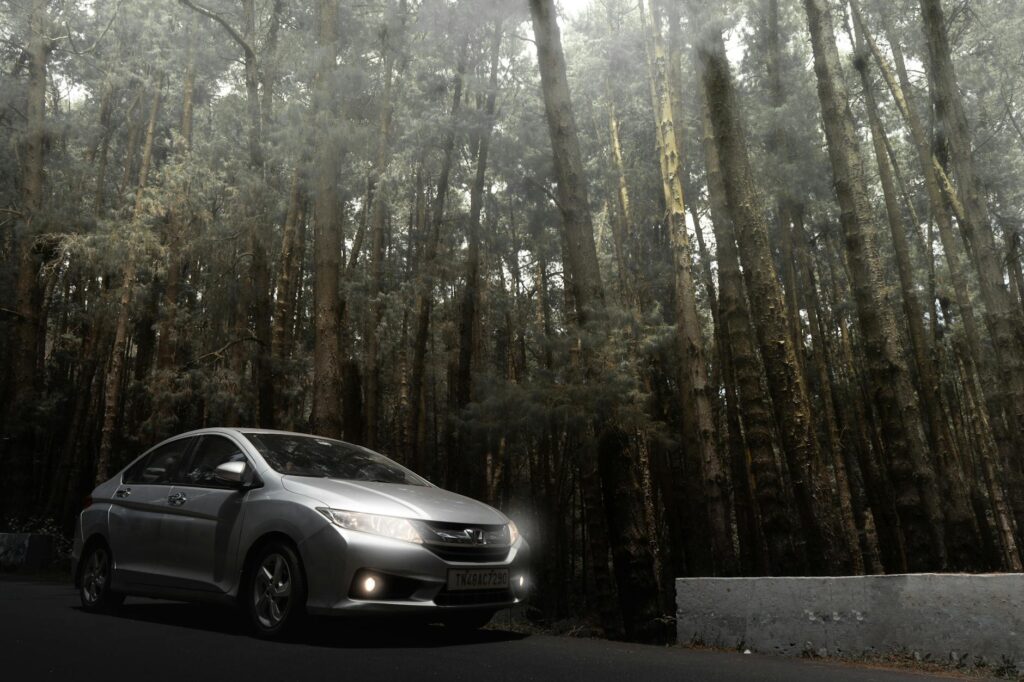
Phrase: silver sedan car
[{"left": 72, "top": 428, "right": 530, "bottom": 637}]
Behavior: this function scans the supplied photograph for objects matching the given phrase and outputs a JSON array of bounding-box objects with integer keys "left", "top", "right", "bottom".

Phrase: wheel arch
[
  {"left": 237, "top": 531, "right": 307, "bottom": 601},
  {"left": 75, "top": 533, "right": 111, "bottom": 588}
]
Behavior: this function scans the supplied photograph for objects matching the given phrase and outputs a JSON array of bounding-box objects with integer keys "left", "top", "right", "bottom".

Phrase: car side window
[
  {"left": 181, "top": 435, "right": 248, "bottom": 487},
  {"left": 123, "top": 438, "right": 194, "bottom": 485}
]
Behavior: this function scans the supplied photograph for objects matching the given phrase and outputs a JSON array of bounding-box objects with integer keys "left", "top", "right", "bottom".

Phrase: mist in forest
[{"left": 3, "top": 0, "right": 1024, "bottom": 641}]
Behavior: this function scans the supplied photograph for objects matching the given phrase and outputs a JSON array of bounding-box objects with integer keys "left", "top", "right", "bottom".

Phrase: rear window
[
  {"left": 123, "top": 437, "right": 194, "bottom": 485},
  {"left": 243, "top": 433, "right": 426, "bottom": 486}
]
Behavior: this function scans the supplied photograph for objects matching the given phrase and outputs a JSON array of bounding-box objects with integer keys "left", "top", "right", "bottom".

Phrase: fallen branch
[{"left": 188, "top": 334, "right": 262, "bottom": 368}]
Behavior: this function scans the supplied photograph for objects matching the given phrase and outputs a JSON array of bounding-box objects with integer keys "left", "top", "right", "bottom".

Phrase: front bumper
[{"left": 299, "top": 524, "right": 531, "bottom": 616}]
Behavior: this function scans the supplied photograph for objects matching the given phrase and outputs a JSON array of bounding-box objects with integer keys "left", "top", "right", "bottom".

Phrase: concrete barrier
[
  {"left": 0, "top": 533, "right": 55, "bottom": 569},
  {"left": 676, "top": 574, "right": 1024, "bottom": 670}
]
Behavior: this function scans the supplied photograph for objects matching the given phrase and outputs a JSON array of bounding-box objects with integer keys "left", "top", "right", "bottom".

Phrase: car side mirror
[{"left": 214, "top": 461, "right": 247, "bottom": 488}]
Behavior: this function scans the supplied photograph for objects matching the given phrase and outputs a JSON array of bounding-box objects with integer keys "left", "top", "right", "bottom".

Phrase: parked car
[{"left": 73, "top": 428, "right": 529, "bottom": 637}]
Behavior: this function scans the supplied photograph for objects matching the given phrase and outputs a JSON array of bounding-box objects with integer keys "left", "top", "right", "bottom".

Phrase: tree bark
[
  {"left": 852, "top": 29, "right": 983, "bottom": 569},
  {"left": 918, "top": 0, "right": 1024, "bottom": 507},
  {"left": 634, "top": 0, "right": 706, "bottom": 578},
  {"left": 530, "top": 0, "right": 661, "bottom": 641},
  {"left": 803, "top": 0, "right": 947, "bottom": 570},
  {"left": 451, "top": 19, "right": 502, "bottom": 500},
  {"left": 654, "top": 0, "right": 737, "bottom": 578},
  {"left": 310, "top": 0, "right": 344, "bottom": 438},
  {"left": 272, "top": 166, "right": 304, "bottom": 424},
  {"left": 93, "top": 81, "right": 114, "bottom": 213},
  {"left": 96, "top": 79, "right": 162, "bottom": 484},
  {"left": 792, "top": 212, "right": 881, "bottom": 573},
  {"left": 4, "top": 0, "right": 49, "bottom": 507},
  {"left": 699, "top": 98, "right": 801, "bottom": 576},
  {"left": 695, "top": 20, "right": 854, "bottom": 574},
  {"left": 363, "top": 11, "right": 401, "bottom": 452},
  {"left": 408, "top": 42, "right": 465, "bottom": 473}
]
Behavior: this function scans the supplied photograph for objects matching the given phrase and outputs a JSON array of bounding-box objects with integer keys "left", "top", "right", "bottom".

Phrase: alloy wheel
[
  {"left": 81, "top": 547, "right": 110, "bottom": 605},
  {"left": 253, "top": 552, "right": 292, "bottom": 629}
]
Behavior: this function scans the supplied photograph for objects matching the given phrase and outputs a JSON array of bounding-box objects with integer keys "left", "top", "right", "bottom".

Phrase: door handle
[
  {"left": 168, "top": 492, "right": 187, "bottom": 506},
  {"left": 114, "top": 488, "right": 131, "bottom": 498}
]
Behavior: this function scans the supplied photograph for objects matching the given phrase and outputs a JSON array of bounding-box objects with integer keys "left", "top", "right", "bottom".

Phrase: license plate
[{"left": 446, "top": 568, "right": 509, "bottom": 591}]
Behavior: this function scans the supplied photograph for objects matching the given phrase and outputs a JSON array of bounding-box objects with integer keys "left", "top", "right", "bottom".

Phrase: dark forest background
[{"left": 3, "top": 0, "right": 1024, "bottom": 640}]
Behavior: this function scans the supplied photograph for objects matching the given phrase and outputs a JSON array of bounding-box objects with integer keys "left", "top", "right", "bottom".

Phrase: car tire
[
  {"left": 78, "top": 542, "right": 125, "bottom": 612},
  {"left": 244, "top": 541, "right": 307, "bottom": 639},
  {"left": 441, "top": 609, "right": 495, "bottom": 631}
]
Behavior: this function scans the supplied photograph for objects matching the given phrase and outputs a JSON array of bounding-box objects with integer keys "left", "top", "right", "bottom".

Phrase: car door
[
  {"left": 107, "top": 436, "right": 196, "bottom": 589},
  {"left": 160, "top": 434, "right": 254, "bottom": 593}
]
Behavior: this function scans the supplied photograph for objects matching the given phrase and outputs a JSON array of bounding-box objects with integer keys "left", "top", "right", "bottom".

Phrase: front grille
[
  {"left": 434, "top": 588, "right": 514, "bottom": 607},
  {"left": 420, "top": 520, "right": 511, "bottom": 563},
  {"left": 426, "top": 544, "right": 511, "bottom": 563}
]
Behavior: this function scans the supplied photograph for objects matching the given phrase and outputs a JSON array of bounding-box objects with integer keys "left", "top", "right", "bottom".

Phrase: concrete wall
[{"left": 676, "top": 574, "right": 1024, "bottom": 670}]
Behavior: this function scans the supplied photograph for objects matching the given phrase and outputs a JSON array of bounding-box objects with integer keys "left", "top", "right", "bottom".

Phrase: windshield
[{"left": 243, "top": 433, "right": 427, "bottom": 486}]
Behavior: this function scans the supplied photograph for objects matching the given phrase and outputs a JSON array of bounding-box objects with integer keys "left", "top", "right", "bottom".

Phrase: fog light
[
  {"left": 363, "top": 576, "right": 377, "bottom": 593},
  {"left": 518, "top": 575, "right": 525, "bottom": 588}
]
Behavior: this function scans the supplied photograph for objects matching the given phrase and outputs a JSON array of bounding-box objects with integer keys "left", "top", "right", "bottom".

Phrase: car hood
[{"left": 281, "top": 476, "right": 508, "bottom": 525}]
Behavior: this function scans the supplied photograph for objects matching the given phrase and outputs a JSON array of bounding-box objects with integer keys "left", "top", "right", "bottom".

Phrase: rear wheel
[
  {"left": 441, "top": 610, "right": 495, "bottom": 631},
  {"left": 79, "top": 542, "right": 125, "bottom": 612},
  {"left": 245, "top": 542, "right": 307, "bottom": 639}
]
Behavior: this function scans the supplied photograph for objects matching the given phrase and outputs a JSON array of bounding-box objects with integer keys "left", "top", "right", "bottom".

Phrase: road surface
[{"left": 0, "top": 579, "right": 979, "bottom": 681}]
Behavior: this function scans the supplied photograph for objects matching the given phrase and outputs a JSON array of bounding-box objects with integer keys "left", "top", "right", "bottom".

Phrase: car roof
[{"left": 172, "top": 427, "right": 342, "bottom": 440}]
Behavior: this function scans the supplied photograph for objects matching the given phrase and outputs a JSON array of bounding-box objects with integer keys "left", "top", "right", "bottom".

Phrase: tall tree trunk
[
  {"left": 637, "top": 0, "right": 712, "bottom": 579},
  {"left": 692, "top": 199, "right": 761, "bottom": 576},
  {"left": 4, "top": 0, "right": 49, "bottom": 508},
  {"left": 180, "top": 30, "right": 196, "bottom": 150},
  {"left": 953, "top": 346, "right": 1023, "bottom": 569},
  {"left": 529, "top": 0, "right": 661, "bottom": 641},
  {"left": 646, "top": 0, "right": 737, "bottom": 578},
  {"left": 365, "top": 0, "right": 407, "bottom": 451},
  {"left": 96, "top": 79, "right": 162, "bottom": 484},
  {"left": 93, "top": 81, "right": 114, "bottom": 213},
  {"left": 803, "top": 0, "right": 947, "bottom": 570},
  {"left": 177, "top": 0, "right": 273, "bottom": 426},
  {"left": 310, "top": 0, "right": 344, "bottom": 438},
  {"left": 695, "top": 21, "right": 854, "bottom": 574},
  {"left": 272, "top": 166, "right": 304, "bottom": 423},
  {"left": 852, "top": 29, "right": 983, "bottom": 570},
  {"left": 853, "top": 2, "right": 1022, "bottom": 550},
  {"left": 606, "top": 96, "right": 635, "bottom": 304},
  {"left": 699, "top": 97, "right": 803, "bottom": 576},
  {"left": 11, "top": 0, "right": 47, "bottom": 401},
  {"left": 118, "top": 88, "right": 143, "bottom": 199},
  {"left": 823, "top": 225, "right": 909, "bottom": 572},
  {"left": 240, "top": 0, "right": 273, "bottom": 428},
  {"left": 792, "top": 212, "right": 881, "bottom": 573},
  {"left": 155, "top": 45, "right": 197, "bottom": 375},
  {"left": 408, "top": 43, "right": 465, "bottom": 473},
  {"left": 852, "top": 0, "right": 986, "bottom": 411},
  {"left": 761, "top": 0, "right": 804, "bottom": 357},
  {"left": 452, "top": 19, "right": 502, "bottom": 500},
  {"left": 918, "top": 0, "right": 1024, "bottom": 504}
]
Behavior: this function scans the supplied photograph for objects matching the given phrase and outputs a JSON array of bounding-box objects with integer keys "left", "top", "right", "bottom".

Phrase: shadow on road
[{"left": 74, "top": 600, "right": 530, "bottom": 649}]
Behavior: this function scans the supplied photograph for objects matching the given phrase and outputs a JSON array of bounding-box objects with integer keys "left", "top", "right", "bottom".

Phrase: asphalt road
[{"left": 0, "top": 579, "right": 979, "bottom": 682}]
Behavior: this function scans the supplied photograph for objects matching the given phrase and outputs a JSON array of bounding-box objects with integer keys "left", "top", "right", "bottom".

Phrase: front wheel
[
  {"left": 79, "top": 543, "right": 125, "bottom": 612},
  {"left": 244, "top": 542, "right": 307, "bottom": 639}
]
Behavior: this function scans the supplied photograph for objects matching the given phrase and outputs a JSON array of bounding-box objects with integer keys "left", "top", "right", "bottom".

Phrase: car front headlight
[
  {"left": 508, "top": 520, "right": 520, "bottom": 545},
  {"left": 317, "top": 508, "right": 423, "bottom": 544}
]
